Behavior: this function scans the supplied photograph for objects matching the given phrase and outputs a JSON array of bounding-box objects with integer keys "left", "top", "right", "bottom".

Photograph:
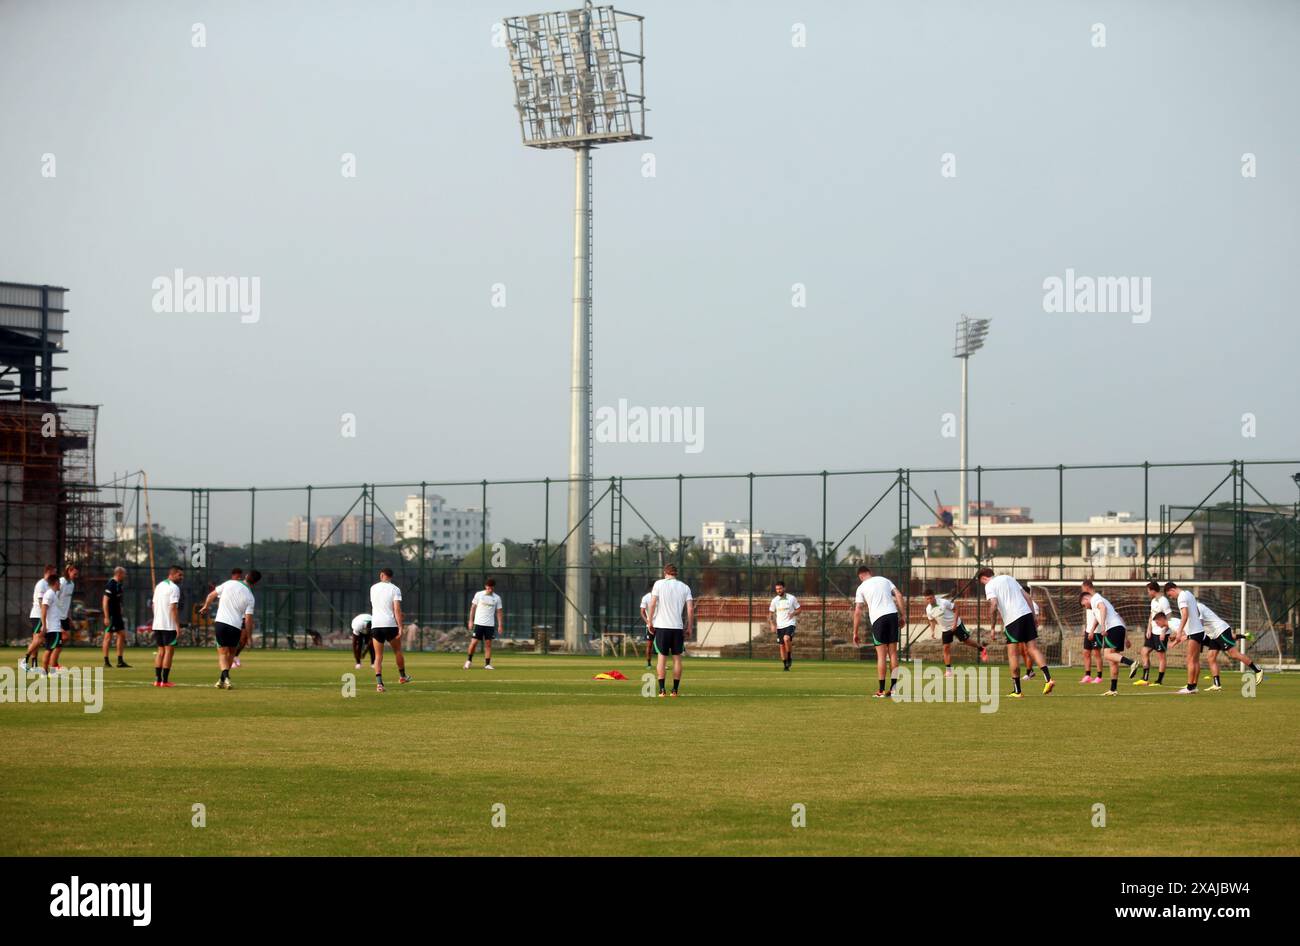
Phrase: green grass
[{"left": 2, "top": 647, "right": 1297, "bottom": 856}]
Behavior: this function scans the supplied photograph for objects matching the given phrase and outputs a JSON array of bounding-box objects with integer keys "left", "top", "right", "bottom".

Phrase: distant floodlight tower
[
  {"left": 503, "top": 2, "right": 648, "bottom": 651},
  {"left": 953, "top": 315, "right": 991, "bottom": 526}
]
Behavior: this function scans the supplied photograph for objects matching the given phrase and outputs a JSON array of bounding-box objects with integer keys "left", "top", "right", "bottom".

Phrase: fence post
[
  {"left": 820, "top": 470, "right": 827, "bottom": 662},
  {"left": 1058, "top": 464, "right": 1065, "bottom": 580},
  {"left": 747, "top": 472, "right": 754, "bottom": 660}
]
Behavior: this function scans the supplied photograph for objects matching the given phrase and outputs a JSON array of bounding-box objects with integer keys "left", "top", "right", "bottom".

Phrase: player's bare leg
[
  {"left": 874, "top": 643, "right": 889, "bottom": 697},
  {"left": 1020, "top": 642, "right": 1035, "bottom": 678},
  {"left": 1181, "top": 639, "right": 1202, "bottom": 692},
  {"left": 392, "top": 635, "right": 410, "bottom": 682},
  {"left": 215, "top": 645, "right": 234, "bottom": 689},
  {"left": 483, "top": 636, "right": 493, "bottom": 668},
  {"left": 656, "top": 649, "right": 668, "bottom": 696},
  {"left": 1206, "top": 649, "right": 1222, "bottom": 689},
  {"left": 670, "top": 653, "right": 683, "bottom": 696},
  {"left": 373, "top": 638, "right": 386, "bottom": 689}
]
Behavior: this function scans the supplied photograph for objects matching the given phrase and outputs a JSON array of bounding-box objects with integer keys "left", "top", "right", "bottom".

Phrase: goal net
[{"left": 1030, "top": 580, "right": 1283, "bottom": 670}]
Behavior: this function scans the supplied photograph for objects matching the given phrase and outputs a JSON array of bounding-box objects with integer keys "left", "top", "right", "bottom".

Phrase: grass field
[{"left": 2, "top": 647, "right": 1297, "bottom": 856}]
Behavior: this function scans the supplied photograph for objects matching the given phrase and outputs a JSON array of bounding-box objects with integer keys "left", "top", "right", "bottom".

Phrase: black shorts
[
  {"left": 1101, "top": 626, "right": 1126, "bottom": 651},
  {"left": 1203, "top": 629, "right": 1236, "bottom": 652},
  {"left": 653, "top": 627, "right": 685, "bottom": 656},
  {"left": 107, "top": 615, "right": 126, "bottom": 632},
  {"left": 1004, "top": 613, "right": 1038, "bottom": 645},
  {"left": 1143, "top": 633, "right": 1167, "bottom": 653},
  {"left": 30, "top": 617, "right": 42, "bottom": 635},
  {"left": 871, "top": 612, "right": 900, "bottom": 646},
  {"left": 214, "top": 621, "right": 242, "bottom": 648},
  {"left": 1186, "top": 631, "right": 1206, "bottom": 648},
  {"left": 372, "top": 625, "right": 400, "bottom": 643},
  {"left": 942, "top": 622, "right": 970, "bottom": 645},
  {"left": 43, "top": 630, "right": 63, "bottom": 651},
  {"left": 775, "top": 624, "right": 796, "bottom": 639},
  {"left": 153, "top": 629, "right": 178, "bottom": 647},
  {"left": 473, "top": 624, "right": 496, "bottom": 641}
]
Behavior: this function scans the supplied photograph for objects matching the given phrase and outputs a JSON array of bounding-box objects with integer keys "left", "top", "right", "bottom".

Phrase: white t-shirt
[
  {"left": 214, "top": 579, "right": 255, "bottom": 628},
  {"left": 1175, "top": 589, "right": 1202, "bottom": 634},
  {"left": 30, "top": 577, "right": 50, "bottom": 619},
  {"left": 649, "top": 577, "right": 692, "bottom": 630},
  {"left": 769, "top": 594, "right": 799, "bottom": 629},
  {"left": 1089, "top": 593, "right": 1125, "bottom": 631},
  {"left": 925, "top": 597, "right": 957, "bottom": 632},
  {"left": 352, "top": 613, "right": 372, "bottom": 635},
  {"left": 152, "top": 579, "right": 181, "bottom": 631},
  {"left": 40, "top": 586, "right": 63, "bottom": 632},
  {"left": 854, "top": 576, "right": 899, "bottom": 624},
  {"left": 58, "top": 578, "right": 75, "bottom": 617},
  {"left": 1084, "top": 606, "right": 1098, "bottom": 635},
  {"left": 984, "top": 575, "right": 1031, "bottom": 625},
  {"left": 639, "top": 593, "right": 652, "bottom": 614},
  {"left": 1198, "top": 602, "right": 1231, "bottom": 639},
  {"left": 471, "top": 591, "right": 503, "bottom": 627},
  {"left": 370, "top": 581, "right": 402, "bottom": 628},
  {"left": 1149, "top": 595, "right": 1172, "bottom": 635}
]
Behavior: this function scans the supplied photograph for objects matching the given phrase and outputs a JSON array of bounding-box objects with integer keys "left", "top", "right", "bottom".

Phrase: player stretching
[
  {"left": 222, "top": 569, "right": 247, "bottom": 667},
  {"left": 101, "top": 566, "right": 131, "bottom": 668},
  {"left": 1081, "top": 588, "right": 1137, "bottom": 695},
  {"left": 351, "top": 613, "right": 375, "bottom": 669},
  {"left": 639, "top": 587, "right": 654, "bottom": 668},
  {"left": 770, "top": 581, "right": 800, "bottom": 671},
  {"left": 200, "top": 569, "right": 260, "bottom": 689},
  {"left": 38, "top": 576, "right": 64, "bottom": 675},
  {"left": 646, "top": 563, "right": 693, "bottom": 697},
  {"left": 464, "top": 577, "right": 503, "bottom": 670},
  {"left": 852, "top": 565, "right": 905, "bottom": 699},
  {"left": 1136, "top": 581, "right": 1171, "bottom": 686},
  {"left": 21, "top": 564, "right": 57, "bottom": 672},
  {"left": 151, "top": 565, "right": 183, "bottom": 688},
  {"left": 1022, "top": 594, "right": 1042, "bottom": 679},
  {"left": 369, "top": 568, "right": 410, "bottom": 692},
  {"left": 1193, "top": 601, "right": 1263, "bottom": 690},
  {"left": 923, "top": 589, "right": 987, "bottom": 676},
  {"left": 978, "top": 568, "right": 1053, "bottom": 698}
]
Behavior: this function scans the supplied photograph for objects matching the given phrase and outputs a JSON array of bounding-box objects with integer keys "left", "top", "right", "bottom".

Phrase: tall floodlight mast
[
  {"left": 953, "top": 315, "right": 991, "bottom": 526},
  {"left": 503, "top": 3, "right": 648, "bottom": 651}
]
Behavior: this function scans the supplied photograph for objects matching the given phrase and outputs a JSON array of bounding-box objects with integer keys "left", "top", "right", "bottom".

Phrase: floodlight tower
[
  {"left": 953, "top": 315, "right": 991, "bottom": 526},
  {"left": 503, "top": 2, "right": 648, "bottom": 651}
]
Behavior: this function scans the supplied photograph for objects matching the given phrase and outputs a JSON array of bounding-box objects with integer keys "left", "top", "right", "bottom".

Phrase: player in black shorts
[{"left": 101, "top": 566, "right": 131, "bottom": 668}]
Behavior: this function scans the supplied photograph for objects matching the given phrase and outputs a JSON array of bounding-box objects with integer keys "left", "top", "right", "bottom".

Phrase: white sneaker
[
  {"left": 462, "top": 660, "right": 471, "bottom": 670},
  {"left": 943, "top": 669, "right": 953, "bottom": 678},
  {"left": 484, "top": 664, "right": 495, "bottom": 670},
  {"left": 18, "top": 658, "right": 27, "bottom": 671},
  {"left": 354, "top": 663, "right": 361, "bottom": 670},
  {"left": 1177, "top": 686, "right": 1197, "bottom": 694},
  {"left": 232, "top": 658, "right": 241, "bottom": 668},
  {"left": 1207, "top": 684, "right": 1223, "bottom": 691}
]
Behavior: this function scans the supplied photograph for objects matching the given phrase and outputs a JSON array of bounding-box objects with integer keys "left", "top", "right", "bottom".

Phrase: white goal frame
[{"left": 1029, "top": 579, "right": 1282, "bottom": 671}]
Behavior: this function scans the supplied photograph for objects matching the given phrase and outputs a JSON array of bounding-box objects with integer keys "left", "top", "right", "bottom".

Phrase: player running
[
  {"left": 1081, "top": 588, "right": 1138, "bottom": 695},
  {"left": 639, "top": 587, "right": 654, "bottom": 668},
  {"left": 1136, "top": 580, "right": 1172, "bottom": 687},
  {"left": 151, "top": 565, "right": 184, "bottom": 688},
  {"left": 351, "top": 613, "right": 375, "bottom": 669},
  {"left": 769, "top": 580, "right": 800, "bottom": 671},
  {"left": 978, "top": 568, "right": 1053, "bottom": 698},
  {"left": 646, "top": 563, "right": 693, "bottom": 697},
  {"left": 199, "top": 569, "right": 260, "bottom": 690},
  {"left": 369, "top": 568, "right": 410, "bottom": 692},
  {"left": 464, "top": 577, "right": 504, "bottom": 670},
  {"left": 100, "top": 566, "right": 131, "bottom": 668},
  {"left": 21, "top": 564, "right": 57, "bottom": 672},
  {"left": 852, "top": 565, "right": 906, "bottom": 699},
  {"left": 923, "top": 589, "right": 987, "bottom": 676}
]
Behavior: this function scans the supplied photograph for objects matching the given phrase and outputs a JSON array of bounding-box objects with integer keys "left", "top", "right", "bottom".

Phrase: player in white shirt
[
  {"left": 923, "top": 589, "right": 987, "bottom": 677},
  {"left": 151, "top": 565, "right": 184, "bottom": 687},
  {"left": 51, "top": 564, "right": 79, "bottom": 671},
  {"left": 1080, "top": 588, "right": 1138, "bottom": 695},
  {"left": 646, "top": 563, "right": 694, "bottom": 697},
  {"left": 1163, "top": 581, "right": 1207, "bottom": 694},
  {"left": 369, "top": 568, "right": 410, "bottom": 692},
  {"left": 769, "top": 581, "right": 800, "bottom": 671},
  {"left": 350, "top": 613, "right": 375, "bottom": 669},
  {"left": 21, "top": 563, "right": 58, "bottom": 672},
  {"left": 199, "top": 569, "right": 261, "bottom": 689},
  {"left": 1020, "top": 595, "right": 1043, "bottom": 680},
  {"left": 37, "top": 577, "right": 64, "bottom": 675},
  {"left": 977, "top": 568, "right": 1054, "bottom": 697},
  {"left": 464, "top": 577, "right": 504, "bottom": 670},
  {"left": 1155, "top": 607, "right": 1262, "bottom": 691},
  {"left": 852, "top": 566, "right": 906, "bottom": 698},
  {"left": 1136, "top": 580, "right": 1172, "bottom": 687},
  {"left": 1079, "top": 598, "right": 1103, "bottom": 684},
  {"left": 639, "top": 588, "right": 654, "bottom": 668}
]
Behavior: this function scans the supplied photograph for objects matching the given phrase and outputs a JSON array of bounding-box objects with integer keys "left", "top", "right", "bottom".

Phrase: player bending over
[
  {"left": 770, "top": 581, "right": 800, "bottom": 671},
  {"left": 853, "top": 566, "right": 905, "bottom": 699},
  {"left": 1081, "top": 588, "right": 1137, "bottom": 695},
  {"left": 978, "top": 568, "right": 1053, "bottom": 698},
  {"left": 923, "top": 589, "right": 986, "bottom": 676},
  {"left": 351, "top": 613, "right": 376, "bottom": 669}
]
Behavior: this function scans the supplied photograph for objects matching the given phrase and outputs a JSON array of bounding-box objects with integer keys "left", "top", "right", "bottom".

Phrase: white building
[
  {"left": 1087, "top": 512, "right": 1138, "bottom": 558},
  {"left": 393, "top": 494, "right": 488, "bottom": 558},
  {"left": 700, "top": 520, "right": 812, "bottom": 564}
]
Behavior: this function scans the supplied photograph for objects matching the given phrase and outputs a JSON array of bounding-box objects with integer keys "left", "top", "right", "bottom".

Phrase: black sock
[
  {"left": 1213, "top": 675, "right": 1221, "bottom": 687},
  {"left": 1157, "top": 670, "right": 1165, "bottom": 684},
  {"left": 658, "top": 677, "right": 665, "bottom": 693},
  {"left": 155, "top": 667, "right": 162, "bottom": 682},
  {"left": 1121, "top": 657, "right": 1133, "bottom": 666},
  {"left": 944, "top": 661, "right": 951, "bottom": 669},
  {"left": 1248, "top": 663, "right": 1259, "bottom": 673},
  {"left": 878, "top": 678, "right": 885, "bottom": 693},
  {"left": 484, "top": 659, "right": 491, "bottom": 666},
  {"left": 1187, "top": 682, "right": 1197, "bottom": 691},
  {"left": 672, "top": 678, "right": 680, "bottom": 694},
  {"left": 1041, "top": 666, "right": 1052, "bottom": 682},
  {"left": 1110, "top": 678, "right": 1118, "bottom": 692},
  {"left": 220, "top": 669, "right": 229, "bottom": 682},
  {"left": 1012, "top": 675, "right": 1022, "bottom": 694},
  {"left": 376, "top": 673, "right": 383, "bottom": 684},
  {"left": 1142, "top": 666, "right": 1150, "bottom": 680},
  {"left": 162, "top": 667, "right": 170, "bottom": 682},
  {"left": 889, "top": 676, "right": 896, "bottom": 692}
]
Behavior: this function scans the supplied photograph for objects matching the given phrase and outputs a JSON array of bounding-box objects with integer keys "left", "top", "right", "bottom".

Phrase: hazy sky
[{"left": 3, "top": 0, "right": 1298, "bottom": 546}]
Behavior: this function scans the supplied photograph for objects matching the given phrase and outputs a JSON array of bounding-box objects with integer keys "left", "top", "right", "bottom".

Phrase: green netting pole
[{"left": 747, "top": 472, "right": 754, "bottom": 660}]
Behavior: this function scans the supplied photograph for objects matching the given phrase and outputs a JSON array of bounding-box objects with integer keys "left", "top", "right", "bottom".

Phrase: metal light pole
[
  {"left": 504, "top": 3, "right": 648, "bottom": 652},
  {"left": 954, "top": 315, "right": 991, "bottom": 526}
]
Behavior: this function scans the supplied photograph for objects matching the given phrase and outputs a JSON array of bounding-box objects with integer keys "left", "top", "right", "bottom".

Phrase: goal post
[{"left": 1029, "top": 580, "right": 1282, "bottom": 671}]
